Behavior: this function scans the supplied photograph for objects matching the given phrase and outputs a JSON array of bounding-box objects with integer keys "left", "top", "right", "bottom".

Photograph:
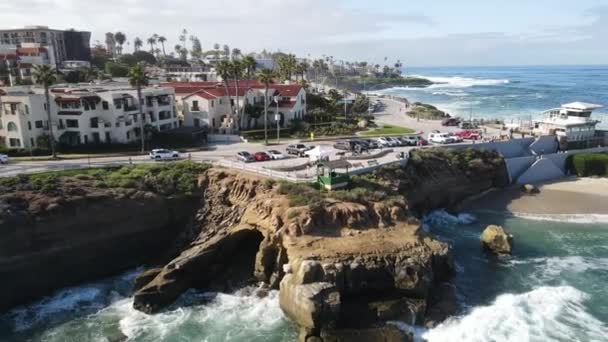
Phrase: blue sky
[{"left": 2, "top": 0, "right": 608, "bottom": 66}]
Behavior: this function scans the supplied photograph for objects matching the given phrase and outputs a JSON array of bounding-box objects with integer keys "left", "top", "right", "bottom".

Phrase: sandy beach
[{"left": 463, "top": 177, "right": 608, "bottom": 216}]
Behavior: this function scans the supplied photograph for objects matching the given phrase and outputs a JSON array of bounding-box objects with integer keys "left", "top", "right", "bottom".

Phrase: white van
[{"left": 428, "top": 132, "right": 456, "bottom": 144}]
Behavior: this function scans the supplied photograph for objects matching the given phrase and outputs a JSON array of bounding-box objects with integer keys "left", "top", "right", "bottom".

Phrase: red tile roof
[
  {"left": 0, "top": 54, "right": 17, "bottom": 60},
  {"left": 164, "top": 81, "right": 303, "bottom": 98}
]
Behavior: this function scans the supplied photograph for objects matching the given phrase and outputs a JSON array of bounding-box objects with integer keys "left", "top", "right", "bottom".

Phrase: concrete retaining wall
[
  {"left": 529, "top": 135, "right": 558, "bottom": 155},
  {"left": 208, "top": 134, "right": 244, "bottom": 143},
  {"left": 505, "top": 156, "right": 536, "bottom": 183},
  {"left": 450, "top": 137, "right": 536, "bottom": 158}
]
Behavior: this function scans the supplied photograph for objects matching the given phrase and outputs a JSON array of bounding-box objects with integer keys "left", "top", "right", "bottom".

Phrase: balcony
[{"left": 124, "top": 105, "right": 139, "bottom": 112}]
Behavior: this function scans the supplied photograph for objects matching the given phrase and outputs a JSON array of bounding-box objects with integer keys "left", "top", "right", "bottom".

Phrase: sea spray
[{"left": 423, "top": 286, "right": 608, "bottom": 342}]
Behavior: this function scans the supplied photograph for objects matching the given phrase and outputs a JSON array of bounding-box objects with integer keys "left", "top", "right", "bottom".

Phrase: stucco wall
[
  {"left": 505, "top": 156, "right": 536, "bottom": 183},
  {"left": 529, "top": 135, "right": 558, "bottom": 155}
]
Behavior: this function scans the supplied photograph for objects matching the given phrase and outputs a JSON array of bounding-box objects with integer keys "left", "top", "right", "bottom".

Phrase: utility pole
[
  {"left": 274, "top": 95, "right": 280, "bottom": 143},
  {"left": 344, "top": 89, "right": 347, "bottom": 121}
]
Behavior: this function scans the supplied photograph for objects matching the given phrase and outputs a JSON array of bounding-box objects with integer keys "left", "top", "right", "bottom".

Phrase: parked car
[
  {"left": 401, "top": 136, "right": 420, "bottom": 146},
  {"left": 236, "top": 151, "right": 254, "bottom": 162},
  {"left": 449, "top": 132, "right": 464, "bottom": 143},
  {"left": 351, "top": 139, "right": 371, "bottom": 151},
  {"left": 333, "top": 140, "right": 368, "bottom": 153},
  {"left": 267, "top": 150, "right": 286, "bottom": 160},
  {"left": 286, "top": 144, "right": 313, "bottom": 157},
  {"left": 455, "top": 130, "right": 482, "bottom": 140},
  {"left": 428, "top": 132, "right": 456, "bottom": 144},
  {"left": 0, "top": 154, "right": 8, "bottom": 164},
  {"left": 149, "top": 149, "right": 180, "bottom": 160},
  {"left": 442, "top": 118, "right": 461, "bottom": 126},
  {"left": 254, "top": 152, "right": 271, "bottom": 161},
  {"left": 376, "top": 137, "right": 393, "bottom": 147},
  {"left": 362, "top": 139, "right": 380, "bottom": 149},
  {"left": 388, "top": 137, "right": 403, "bottom": 146}
]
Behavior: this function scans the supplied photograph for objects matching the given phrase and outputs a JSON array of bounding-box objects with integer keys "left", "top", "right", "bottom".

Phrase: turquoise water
[
  {"left": 422, "top": 210, "right": 608, "bottom": 342},
  {"left": 380, "top": 65, "right": 608, "bottom": 129},
  {"left": 1, "top": 211, "right": 606, "bottom": 341}
]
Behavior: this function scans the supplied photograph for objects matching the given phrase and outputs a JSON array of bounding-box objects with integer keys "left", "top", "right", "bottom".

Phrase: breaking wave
[
  {"left": 423, "top": 286, "right": 608, "bottom": 342},
  {"left": 511, "top": 212, "right": 608, "bottom": 224},
  {"left": 412, "top": 75, "right": 510, "bottom": 88}
]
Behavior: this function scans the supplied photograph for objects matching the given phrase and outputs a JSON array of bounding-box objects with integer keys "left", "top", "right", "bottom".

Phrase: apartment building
[
  {"left": 0, "top": 83, "right": 178, "bottom": 149},
  {"left": 0, "top": 26, "right": 91, "bottom": 65},
  {"left": 167, "top": 81, "right": 306, "bottom": 132}
]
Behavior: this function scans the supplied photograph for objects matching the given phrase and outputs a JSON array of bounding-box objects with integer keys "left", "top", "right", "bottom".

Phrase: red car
[
  {"left": 455, "top": 130, "right": 481, "bottom": 140},
  {"left": 254, "top": 152, "right": 271, "bottom": 161}
]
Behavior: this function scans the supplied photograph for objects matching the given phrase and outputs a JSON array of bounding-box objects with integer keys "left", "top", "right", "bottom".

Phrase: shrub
[{"left": 567, "top": 153, "right": 608, "bottom": 177}]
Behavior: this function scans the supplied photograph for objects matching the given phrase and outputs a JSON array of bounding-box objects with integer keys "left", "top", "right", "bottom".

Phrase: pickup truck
[
  {"left": 455, "top": 130, "right": 482, "bottom": 140},
  {"left": 286, "top": 144, "right": 313, "bottom": 157}
]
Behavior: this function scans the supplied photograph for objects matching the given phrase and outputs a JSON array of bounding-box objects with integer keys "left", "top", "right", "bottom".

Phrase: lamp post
[{"left": 274, "top": 95, "right": 280, "bottom": 144}]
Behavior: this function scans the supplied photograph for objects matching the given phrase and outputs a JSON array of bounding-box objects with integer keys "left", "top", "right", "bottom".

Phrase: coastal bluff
[{"left": 0, "top": 148, "right": 508, "bottom": 340}]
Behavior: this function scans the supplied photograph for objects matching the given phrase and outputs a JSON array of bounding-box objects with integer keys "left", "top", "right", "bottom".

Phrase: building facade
[
  {"left": 167, "top": 81, "right": 306, "bottom": 133},
  {"left": 0, "top": 83, "right": 178, "bottom": 149},
  {"left": 534, "top": 102, "right": 604, "bottom": 149},
  {"left": 0, "top": 26, "right": 91, "bottom": 65}
]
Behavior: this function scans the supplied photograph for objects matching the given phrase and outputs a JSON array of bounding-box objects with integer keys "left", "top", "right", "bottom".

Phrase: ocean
[
  {"left": 1, "top": 66, "right": 608, "bottom": 341},
  {"left": 379, "top": 65, "right": 608, "bottom": 129}
]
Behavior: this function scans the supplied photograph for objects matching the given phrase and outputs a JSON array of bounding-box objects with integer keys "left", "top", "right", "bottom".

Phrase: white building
[
  {"left": 168, "top": 81, "right": 307, "bottom": 133},
  {"left": 0, "top": 83, "right": 179, "bottom": 149},
  {"left": 534, "top": 102, "right": 604, "bottom": 149}
]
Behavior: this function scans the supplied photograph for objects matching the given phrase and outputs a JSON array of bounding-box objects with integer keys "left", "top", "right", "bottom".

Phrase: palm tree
[
  {"left": 114, "top": 32, "right": 126, "bottom": 55},
  {"left": 157, "top": 36, "right": 167, "bottom": 56},
  {"left": 241, "top": 56, "right": 257, "bottom": 128},
  {"left": 223, "top": 44, "right": 230, "bottom": 59},
  {"left": 257, "top": 69, "right": 275, "bottom": 145},
  {"left": 127, "top": 63, "right": 149, "bottom": 153},
  {"left": 147, "top": 37, "right": 156, "bottom": 53},
  {"left": 297, "top": 61, "right": 309, "bottom": 82},
  {"left": 32, "top": 65, "right": 57, "bottom": 158},
  {"left": 231, "top": 48, "right": 241, "bottom": 60},
  {"left": 231, "top": 60, "right": 244, "bottom": 129},
  {"left": 216, "top": 60, "right": 234, "bottom": 123},
  {"left": 134, "top": 37, "right": 143, "bottom": 52}
]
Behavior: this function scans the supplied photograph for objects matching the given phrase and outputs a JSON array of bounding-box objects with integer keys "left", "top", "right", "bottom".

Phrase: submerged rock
[{"left": 481, "top": 225, "right": 514, "bottom": 255}]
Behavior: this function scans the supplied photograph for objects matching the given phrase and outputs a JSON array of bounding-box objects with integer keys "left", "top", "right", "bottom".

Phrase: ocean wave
[
  {"left": 423, "top": 286, "right": 608, "bottom": 342},
  {"left": 423, "top": 209, "right": 478, "bottom": 227},
  {"left": 431, "top": 91, "right": 470, "bottom": 97},
  {"left": 512, "top": 212, "right": 608, "bottom": 224},
  {"left": 506, "top": 256, "right": 608, "bottom": 281},
  {"left": 411, "top": 75, "right": 509, "bottom": 88}
]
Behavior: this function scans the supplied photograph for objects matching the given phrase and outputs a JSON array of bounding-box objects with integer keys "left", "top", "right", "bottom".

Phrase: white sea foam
[
  {"left": 506, "top": 256, "right": 608, "bottom": 281},
  {"left": 431, "top": 90, "right": 470, "bottom": 97},
  {"left": 512, "top": 212, "right": 608, "bottom": 224},
  {"left": 423, "top": 286, "right": 608, "bottom": 342},
  {"left": 411, "top": 75, "right": 509, "bottom": 89},
  {"left": 117, "top": 286, "right": 291, "bottom": 341},
  {"left": 423, "top": 209, "right": 477, "bottom": 227},
  {"left": 9, "top": 287, "right": 103, "bottom": 331}
]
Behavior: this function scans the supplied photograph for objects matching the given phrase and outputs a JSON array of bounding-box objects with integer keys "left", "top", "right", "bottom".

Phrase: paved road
[{"left": 0, "top": 97, "right": 489, "bottom": 178}]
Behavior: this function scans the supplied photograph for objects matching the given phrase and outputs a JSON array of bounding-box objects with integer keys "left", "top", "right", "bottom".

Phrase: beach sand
[{"left": 462, "top": 177, "right": 608, "bottom": 216}]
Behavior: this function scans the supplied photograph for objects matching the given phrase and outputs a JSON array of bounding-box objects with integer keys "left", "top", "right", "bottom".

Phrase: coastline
[{"left": 462, "top": 177, "right": 608, "bottom": 219}]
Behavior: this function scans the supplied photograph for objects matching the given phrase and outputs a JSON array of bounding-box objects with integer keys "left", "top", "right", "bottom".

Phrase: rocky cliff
[{"left": 0, "top": 168, "right": 202, "bottom": 312}]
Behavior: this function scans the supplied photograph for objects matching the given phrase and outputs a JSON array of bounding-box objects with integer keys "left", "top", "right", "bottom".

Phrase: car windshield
[
  {"left": 269, "top": 150, "right": 280, "bottom": 154},
  {"left": 155, "top": 149, "right": 169, "bottom": 153},
  {"left": 240, "top": 152, "right": 250, "bottom": 156}
]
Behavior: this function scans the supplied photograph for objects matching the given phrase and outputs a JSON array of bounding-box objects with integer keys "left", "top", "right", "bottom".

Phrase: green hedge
[
  {"left": 567, "top": 153, "right": 608, "bottom": 177},
  {"left": 241, "top": 128, "right": 293, "bottom": 140}
]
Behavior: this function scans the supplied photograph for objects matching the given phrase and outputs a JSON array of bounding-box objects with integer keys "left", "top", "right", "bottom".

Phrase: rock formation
[
  {"left": 522, "top": 183, "right": 540, "bottom": 194},
  {"left": 0, "top": 185, "right": 199, "bottom": 312},
  {"left": 481, "top": 225, "right": 514, "bottom": 255}
]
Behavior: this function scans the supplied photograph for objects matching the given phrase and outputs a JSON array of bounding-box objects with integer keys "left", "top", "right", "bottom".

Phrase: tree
[
  {"left": 32, "top": 65, "right": 57, "bottom": 158},
  {"left": 242, "top": 55, "right": 257, "bottom": 128},
  {"left": 114, "top": 32, "right": 126, "bottom": 55},
  {"left": 223, "top": 44, "right": 230, "bottom": 59},
  {"left": 231, "top": 60, "right": 244, "bottom": 129},
  {"left": 179, "top": 29, "right": 188, "bottom": 50},
  {"left": 257, "top": 69, "right": 275, "bottom": 145},
  {"left": 147, "top": 37, "right": 156, "bottom": 53},
  {"left": 128, "top": 63, "right": 149, "bottom": 153},
  {"left": 133, "top": 37, "right": 143, "bottom": 52},
  {"left": 105, "top": 62, "right": 129, "bottom": 77},
  {"left": 190, "top": 37, "right": 203, "bottom": 60},
  {"left": 216, "top": 60, "right": 234, "bottom": 120},
  {"left": 83, "top": 67, "right": 99, "bottom": 82},
  {"left": 231, "top": 48, "right": 241, "bottom": 60},
  {"left": 158, "top": 36, "right": 167, "bottom": 56}
]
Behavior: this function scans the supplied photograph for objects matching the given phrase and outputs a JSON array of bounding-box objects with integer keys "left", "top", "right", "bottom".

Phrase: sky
[{"left": 1, "top": 0, "right": 608, "bottom": 66}]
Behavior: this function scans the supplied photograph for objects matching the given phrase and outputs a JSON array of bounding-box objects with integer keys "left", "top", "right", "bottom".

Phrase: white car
[
  {"left": 0, "top": 154, "right": 8, "bottom": 164},
  {"left": 428, "top": 132, "right": 456, "bottom": 144},
  {"left": 149, "top": 149, "right": 180, "bottom": 160},
  {"left": 377, "top": 137, "right": 396, "bottom": 147},
  {"left": 267, "top": 150, "right": 286, "bottom": 160}
]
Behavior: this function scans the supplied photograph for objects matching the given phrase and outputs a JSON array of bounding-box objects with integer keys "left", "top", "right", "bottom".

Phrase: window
[
  {"left": 105, "top": 132, "right": 111, "bottom": 143},
  {"left": 9, "top": 138, "right": 21, "bottom": 147},
  {"left": 90, "top": 102, "right": 96, "bottom": 110},
  {"left": 126, "top": 131, "right": 130, "bottom": 140},
  {"left": 92, "top": 132, "right": 100, "bottom": 143},
  {"left": 27, "top": 121, "right": 32, "bottom": 130},
  {"left": 24, "top": 105, "right": 29, "bottom": 114},
  {"left": 211, "top": 100, "right": 214, "bottom": 108},
  {"left": 102, "top": 101, "right": 109, "bottom": 110},
  {"left": 35, "top": 120, "right": 43, "bottom": 128},
  {"left": 90, "top": 118, "right": 99, "bottom": 128},
  {"left": 66, "top": 119, "right": 79, "bottom": 128},
  {"left": 30, "top": 138, "right": 35, "bottom": 147},
  {"left": 191, "top": 100, "right": 199, "bottom": 111},
  {"left": 7, "top": 122, "right": 18, "bottom": 131},
  {"left": 84, "top": 135, "right": 88, "bottom": 144},
  {"left": 84, "top": 102, "right": 90, "bottom": 110}
]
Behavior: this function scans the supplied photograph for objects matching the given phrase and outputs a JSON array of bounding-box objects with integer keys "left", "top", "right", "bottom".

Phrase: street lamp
[{"left": 274, "top": 95, "right": 280, "bottom": 144}]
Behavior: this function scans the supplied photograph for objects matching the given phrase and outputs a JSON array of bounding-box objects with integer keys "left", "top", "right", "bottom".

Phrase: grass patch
[
  {"left": 0, "top": 162, "right": 211, "bottom": 196},
  {"left": 408, "top": 103, "right": 449, "bottom": 120},
  {"left": 360, "top": 124, "right": 415, "bottom": 136},
  {"left": 277, "top": 181, "right": 324, "bottom": 207}
]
